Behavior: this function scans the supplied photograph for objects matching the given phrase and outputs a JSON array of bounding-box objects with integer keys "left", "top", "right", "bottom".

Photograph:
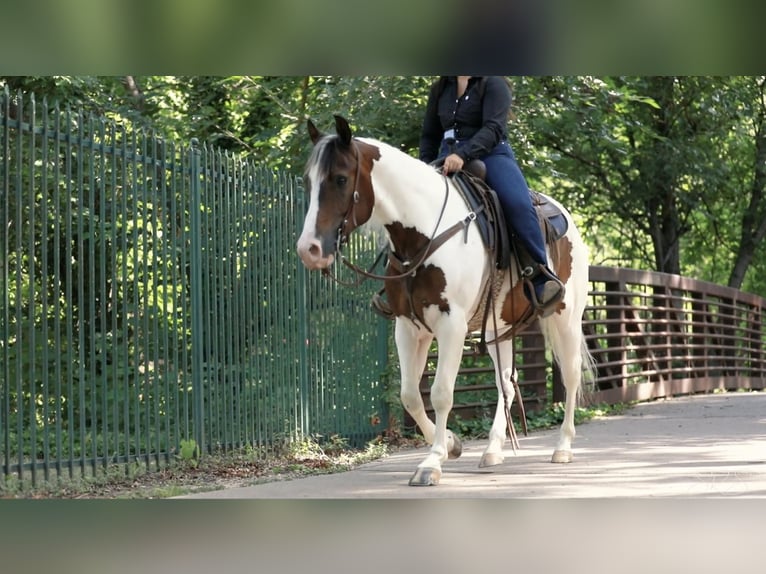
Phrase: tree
[
  {"left": 727, "top": 76, "right": 766, "bottom": 290},
  {"left": 3, "top": 75, "right": 764, "bottom": 293},
  {"left": 514, "top": 76, "right": 765, "bottom": 292}
]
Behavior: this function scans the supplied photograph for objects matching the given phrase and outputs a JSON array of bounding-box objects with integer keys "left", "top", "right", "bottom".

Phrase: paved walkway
[{"left": 178, "top": 391, "right": 766, "bottom": 498}]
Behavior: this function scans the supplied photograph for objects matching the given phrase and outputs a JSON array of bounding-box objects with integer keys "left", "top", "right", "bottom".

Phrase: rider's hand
[{"left": 442, "top": 153, "right": 464, "bottom": 175}]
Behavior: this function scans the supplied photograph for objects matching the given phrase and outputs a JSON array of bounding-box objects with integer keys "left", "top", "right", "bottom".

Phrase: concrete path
[{"left": 178, "top": 391, "right": 766, "bottom": 498}]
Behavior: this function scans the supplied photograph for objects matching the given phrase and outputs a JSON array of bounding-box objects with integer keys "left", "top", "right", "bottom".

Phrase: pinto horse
[{"left": 297, "top": 115, "right": 593, "bottom": 486}]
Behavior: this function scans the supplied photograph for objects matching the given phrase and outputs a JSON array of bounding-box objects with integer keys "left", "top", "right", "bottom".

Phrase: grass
[
  {"left": 0, "top": 434, "right": 393, "bottom": 499},
  {"left": 1, "top": 402, "right": 629, "bottom": 499},
  {"left": 452, "top": 400, "right": 631, "bottom": 439}
]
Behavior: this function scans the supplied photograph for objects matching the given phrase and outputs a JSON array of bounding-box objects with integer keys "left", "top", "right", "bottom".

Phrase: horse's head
[{"left": 296, "top": 115, "right": 379, "bottom": 270}]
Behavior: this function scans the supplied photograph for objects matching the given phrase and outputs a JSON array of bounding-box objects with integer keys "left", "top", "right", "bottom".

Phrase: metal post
[
  {"left": 189, "top": 139, "right": 205, "bottom": 454},
  {"left": 295, "top": 181, "right": 311, "bottom": 439}
]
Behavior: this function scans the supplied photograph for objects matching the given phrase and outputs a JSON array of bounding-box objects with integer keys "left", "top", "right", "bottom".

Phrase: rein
[{"left": 322, "top": 140, "right": 480, "bottom": 287}]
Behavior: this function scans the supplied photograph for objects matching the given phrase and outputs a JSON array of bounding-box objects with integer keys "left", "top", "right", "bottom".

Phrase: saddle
[
  {"left": 370, "top": 160, "right": 568, "bottom": 325},
  {"left": 451, "top": 159, "right": 568, "bottom": 271}
]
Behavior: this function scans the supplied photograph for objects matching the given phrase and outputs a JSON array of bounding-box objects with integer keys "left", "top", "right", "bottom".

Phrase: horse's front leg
[
  {"left": 396, "top": 319, "right": 434, "bottom": 437},
  {"left": 396, "top": 319, "right": 463, "bottom": 464},
  {"left": 408, "top": 321, "right": 466, "bottom": 486}
]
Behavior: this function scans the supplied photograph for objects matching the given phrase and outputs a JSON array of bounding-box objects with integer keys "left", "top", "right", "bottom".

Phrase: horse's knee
[
  {"left": 429, "top": 385, "right": 454, "bottom": 414},
  {"left": 400, "top": 386, "right": 422, "bottom": 413}
]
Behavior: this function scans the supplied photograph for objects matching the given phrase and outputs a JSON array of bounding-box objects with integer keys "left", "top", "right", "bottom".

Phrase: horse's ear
[
  {"left": 307, "top": 119, "right": 322, "bottom": 145},
  {"left": 333, "top": 115, "right": 352, "bottom": 147}
]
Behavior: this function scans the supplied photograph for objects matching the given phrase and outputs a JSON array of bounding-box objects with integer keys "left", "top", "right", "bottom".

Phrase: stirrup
[
  {"left": 523, "top": 266, "right": 565, "bottom": 318},
  {"left": 371, "top": 289, "right": 395, "bottom": 320}
]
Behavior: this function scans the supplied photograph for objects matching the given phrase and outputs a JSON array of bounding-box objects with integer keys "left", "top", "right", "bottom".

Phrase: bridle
[{"left": 322, "top": 139, "right": 480, "bottom": 287}]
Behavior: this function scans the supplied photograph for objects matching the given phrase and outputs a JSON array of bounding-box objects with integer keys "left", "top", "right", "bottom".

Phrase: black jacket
[{"left": 419, "top": 76, "right": 512, "bottom": 163}]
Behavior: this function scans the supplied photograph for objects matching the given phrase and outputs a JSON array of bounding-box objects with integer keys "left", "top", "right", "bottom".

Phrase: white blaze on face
[{"left": 296, "top": 159, "right": 335, "bottom": 269}]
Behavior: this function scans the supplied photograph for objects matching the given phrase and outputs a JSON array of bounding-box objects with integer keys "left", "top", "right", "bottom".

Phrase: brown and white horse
[{"left": 297, "top": 115, "right": 593, "bottom": 486}]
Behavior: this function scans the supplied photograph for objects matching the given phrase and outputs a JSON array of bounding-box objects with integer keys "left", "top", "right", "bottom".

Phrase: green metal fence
[{"left": 1, "top": 89, "right": 388, "bottom": 486}]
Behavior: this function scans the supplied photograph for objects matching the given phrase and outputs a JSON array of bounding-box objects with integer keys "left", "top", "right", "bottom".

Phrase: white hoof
[
  {"left": 448, "top": 434, "right": 463, "bottom": 459},
  {"left": 409, "top": 467, "right": 441, "bottom": 486},
  {"left": 479, "top": 453, "right": 504, "bottom": 468},
  {"left": 551, "top": 449, "right": 573, "bottom": 463}
]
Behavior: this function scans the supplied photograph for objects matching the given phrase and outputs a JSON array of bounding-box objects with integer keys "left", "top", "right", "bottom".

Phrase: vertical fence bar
[
  {"left": 205, "top": 146, "right": 218, "bottom": 449},
  {"left": 0, "top": 88, "right": 9, "bottom": 480},
  {"left": 189, "top": 139, "right": 205, "bottom": 454},
  {"left": 14, "top": 91, "right": 25, "bottom": 483},
  {"left": 232, "top": 155, "right": 243, "bottom": 449},
  {"left": 63, "top": 103, "right": 74, "bottom": 479},
  {"left": 86, "top": 113, "right": 97, "bottom": 476},
  {"left": 221, "top": 150, "right": 232, "bottom": 450},
  {"left": 52, "top": 99, "right": 63, "bottom": 479},
  {"left": 75, "top": 106, "right": 87, "bottom": 478},
  {"left": 177, "top": 139, "right": 191, "bottom": 445},
  {"left": 108, "top": 121, "right": 119, "bottom": 470},
  {"left": 130, "top": 129, "right": 141, "bottom": 467},
  {"left": 168, "top": 140, "right": 179, "bottom": 461},
  {"left": 158, "top": 137, "right": 171, "bottom": 464},
  {"left": 295, "top": 181, "right": 311, "bottom": 439},
  {"left": 97, "top": 118, "right": 108, "bottom": 471},
  {"left": 140, "top": 130, "right": 152, "bottom": 467},
  {"left": 202, "top": 146, "right": 216, "bottom": 450},
  {"left": 40, "top": 97, "right": 51, "bottom": 482},
  {"left": 149, "top": 132, "right": 161, "bottom": 467},
  {"left": 244, "top": 162, "right": 253, "bottom": 446},
  {"left": 27, "top": 93, "right": 38, "bottom": 485},
  {"left": 119, "top": 125, "right": 131, "bottom": 472}
]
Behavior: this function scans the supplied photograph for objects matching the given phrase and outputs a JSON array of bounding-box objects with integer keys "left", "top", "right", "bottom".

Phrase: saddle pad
[{"left": 453, "top": 171, "right": 568, "bottom": 270}]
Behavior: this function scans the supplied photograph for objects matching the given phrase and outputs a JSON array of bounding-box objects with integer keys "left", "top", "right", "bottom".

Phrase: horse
[{"left": 296, "top": 115, "right": 594, "bottom": 487}]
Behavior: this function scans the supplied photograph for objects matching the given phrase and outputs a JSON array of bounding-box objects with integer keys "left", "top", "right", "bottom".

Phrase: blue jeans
[{"left": 441, "top": 140, "right": 548, "bottom": 266}]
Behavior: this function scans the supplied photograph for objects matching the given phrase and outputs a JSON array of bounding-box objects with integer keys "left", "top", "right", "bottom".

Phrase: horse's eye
[{"left": 335, "top": 175, "right": 348, "bottom": 187}]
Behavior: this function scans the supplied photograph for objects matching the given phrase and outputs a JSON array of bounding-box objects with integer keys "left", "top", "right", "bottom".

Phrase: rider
[{"left": 372, "top": 76, "right": 564, "bottom": 319}]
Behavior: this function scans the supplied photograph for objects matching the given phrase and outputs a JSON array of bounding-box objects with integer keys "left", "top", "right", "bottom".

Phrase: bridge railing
[
  {"left": 412, "top": 265, "right": 766, "bottom": 428},
  {"left": 580, "top": 265, "right": 765, "bottom": 404}
]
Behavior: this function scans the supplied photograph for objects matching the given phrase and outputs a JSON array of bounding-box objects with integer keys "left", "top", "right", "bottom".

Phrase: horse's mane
[
  {"left": 304, "top": 134, "right": 339, "bottom": 180},
  {"left": 306, "top": 132, "right": 437, "bottom": 183},
  {"left": 356, "top": 136, "right": 442, "bottom": 180}
]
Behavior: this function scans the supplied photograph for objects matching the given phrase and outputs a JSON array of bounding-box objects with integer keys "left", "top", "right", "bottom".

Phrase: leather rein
[{"left": 322, "top": 140, "right": 482, "bottom": 287}]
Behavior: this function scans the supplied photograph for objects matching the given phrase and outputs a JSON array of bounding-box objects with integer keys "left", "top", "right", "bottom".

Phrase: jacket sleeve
[
  {"left": 418, "top": 82, "right": 443, "bottom": 163},
  {"left": 456, "top": 77, "right": 511, "bottom": 161}
]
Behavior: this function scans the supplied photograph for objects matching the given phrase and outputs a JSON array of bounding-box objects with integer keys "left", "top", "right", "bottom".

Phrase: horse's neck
[{"left": 366, "top": 142, "right": 457, "bottom": 233}]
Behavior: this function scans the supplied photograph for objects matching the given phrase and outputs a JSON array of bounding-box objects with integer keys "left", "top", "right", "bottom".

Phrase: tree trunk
[
  {"left": 728, "top": 78, "right": 766, "bottom": 289},
  {"left": 645, "top": 77, "right": 682, "bottom": 275}
]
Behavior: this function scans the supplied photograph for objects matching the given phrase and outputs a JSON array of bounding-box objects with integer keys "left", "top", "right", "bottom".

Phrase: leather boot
[
  {"left": 371, "top": 288, "right": 395, "bottom": 320},
  {"left": 523, "top": 265, "right": 565, "bottom": 318}
]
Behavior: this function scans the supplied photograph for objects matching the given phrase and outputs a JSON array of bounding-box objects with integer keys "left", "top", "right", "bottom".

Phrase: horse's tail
[
  {"left": 539, "top": 313, "right": 596, "bottom": 403},
  {"left": 579, "top": 338, "right": 598, "bottom": 395}
]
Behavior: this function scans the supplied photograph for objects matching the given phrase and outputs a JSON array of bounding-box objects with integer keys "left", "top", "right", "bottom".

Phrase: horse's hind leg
[
  {"left": 479, "top": 338, "right": 516, "bottom": 468},
  {"left": 543, "top": 311, "right": 586, "bottom": 464}
]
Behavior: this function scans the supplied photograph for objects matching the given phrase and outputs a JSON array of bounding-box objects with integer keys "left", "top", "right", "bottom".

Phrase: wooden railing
[
  {"left": 408, "top": 266, "right": 766, "bottom": 427},
  {"left": 580, "top": 265, "right": 765, "bottom": 404}
]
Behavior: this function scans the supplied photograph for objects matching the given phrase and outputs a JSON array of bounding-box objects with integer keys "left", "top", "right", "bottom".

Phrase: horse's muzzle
[{"left": 296, "top": 236, "right": 335, "bottom": 270}]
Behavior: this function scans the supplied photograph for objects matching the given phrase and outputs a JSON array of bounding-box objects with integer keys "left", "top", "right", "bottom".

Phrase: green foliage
[
  {"left": 178, "top": 439, "right": 200, "bottom": 465},
  {"left": 451, "top": 412, "right": 494, "bottom": 438},
  {"left": 450, "top": 401, "right": 629, "bottom": 439},
  {"left": 3, "top": 74, "right": 764, "bottom": 291},
  {"left": 525, "top": 401, "right": 629, "bottom": 431}
]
